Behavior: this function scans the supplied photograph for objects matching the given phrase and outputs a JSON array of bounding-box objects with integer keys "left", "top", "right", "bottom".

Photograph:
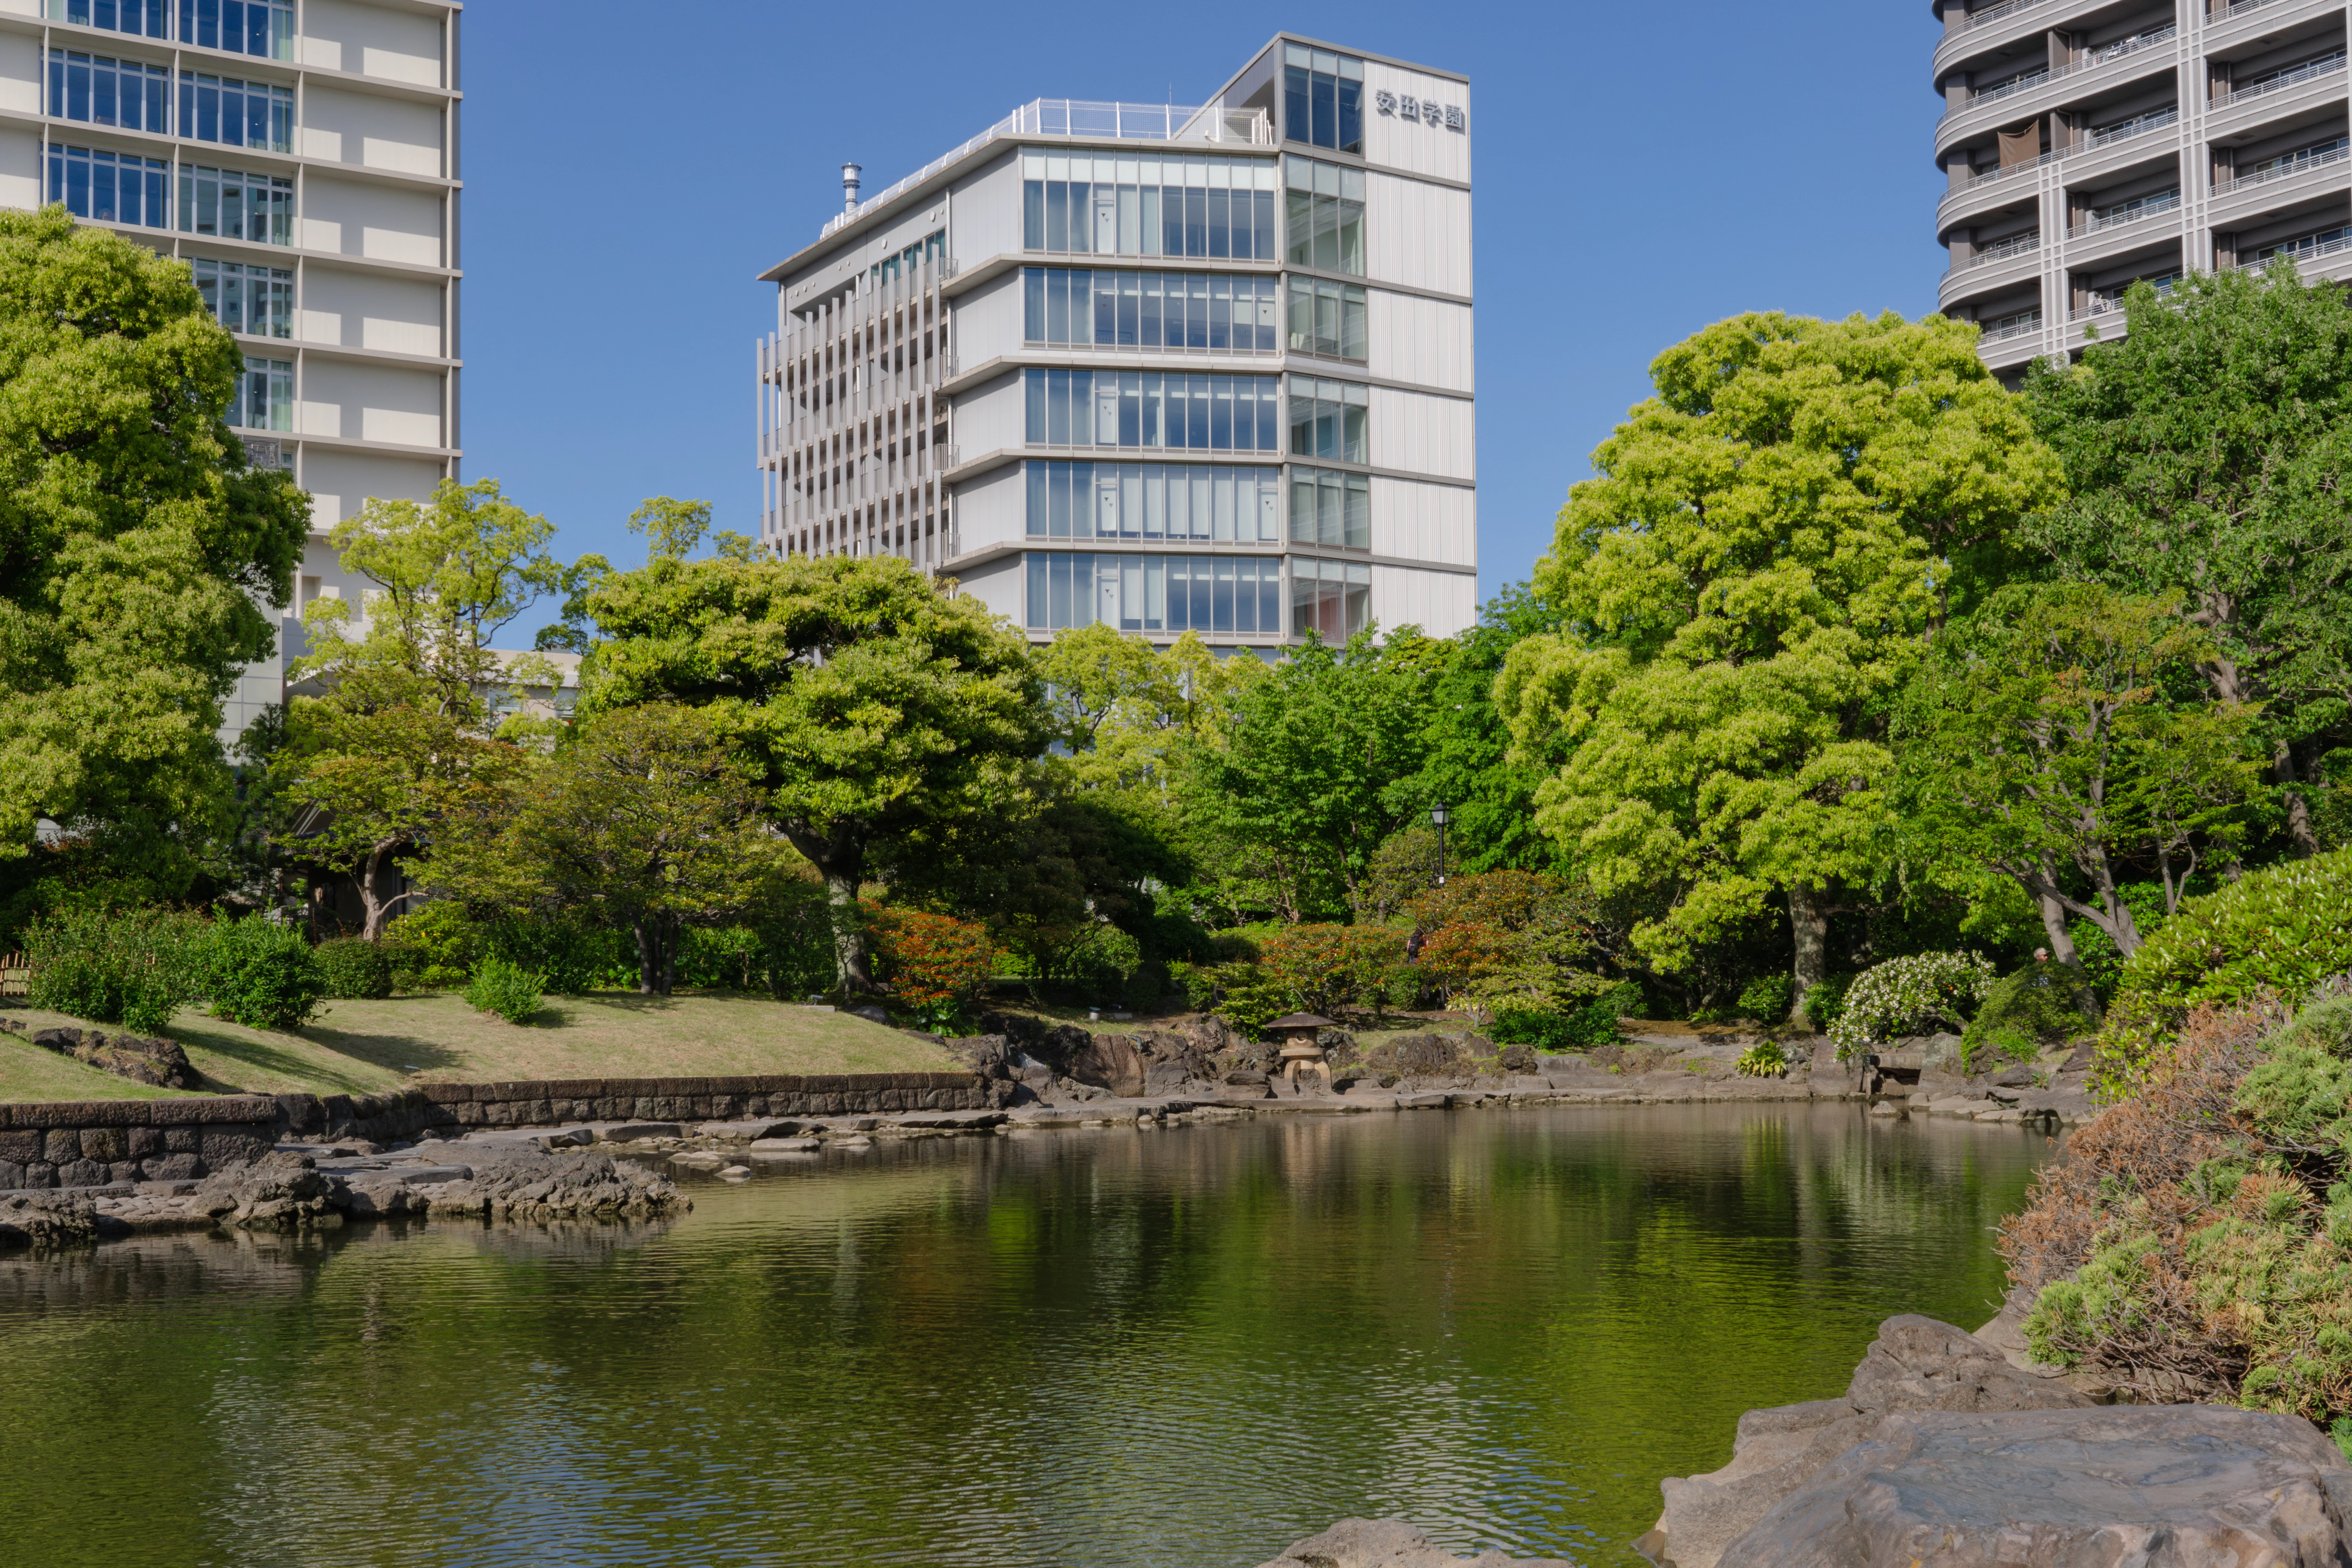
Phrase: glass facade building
[{"left": 757, "top": 34, "right": 1475, "bottom": 648}]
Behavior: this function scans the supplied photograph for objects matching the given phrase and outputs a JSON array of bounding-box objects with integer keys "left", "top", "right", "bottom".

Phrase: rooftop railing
[
  {"left": 2214, "top": 51, "right": 2347, "bottom": 107},
  {"left": 2215, "top": 141, "right": 2352, "bottom": 195},
  {"left": 819, "top": 100, "right": 1272, "bottom": 240}
]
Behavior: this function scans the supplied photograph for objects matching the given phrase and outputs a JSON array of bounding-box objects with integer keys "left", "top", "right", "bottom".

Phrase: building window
[
  {"left": 46, "top": 0, "right": 170, "bottom": 38},
  {"left": 47, "top": 144, "right": 168, "bottom": 226},
  {"left": 1291, "top": 557, "right": 1370, "bottom": 639},
  {"left": 1026, "top": 461, "right": 1281, "bottom": 542},
  {"left": 1285, "top": 156, "right": 1366, "bottom": 276},
  {"left": 1024, "top": 368, "right": 1283, "bottom": 452},
  {"left": 1283, "top": 44, "right": 1364, "bottom": 154},
  {"left": 234, "top": 354, "right": 290, "bottom": 430},
  {"left": 193, "top": 256, "right": 291, "bottom": 337},
  {"left": 178, "top": 164, "right": 292, "bottom": 243},
  {"left": 48, "top": 49, "right": 170, "bottom": 131},
  {"left": 1289, "top": 377, "right": 1369, "bottom": 464},
  {"left": 178, "top": 70, "right": 291, "bottom": 151},
  {"left": 1024, "top": 268, "right": 1281, "bottom": 353},
  {"left": 872, "top": 229, "right": 944, "bottom": 285},
  {"left": 178, "top": 0, "right": 293, "bottom": 59},
  {"left": 1027, "top": 551, "right": 1284, "bottom": 635},
  {"left": 1289, "top": 466, "right": 1369, "bottom": 548},
  {"left": 1021, "top": 151, "right": 1279, "bottom": 259},
  {"left": 1287, "top": 277, "right": 1366, "bottom": 360},
  {"left": 2252, "top": 225, "right": 2352, "bottom": 264}
]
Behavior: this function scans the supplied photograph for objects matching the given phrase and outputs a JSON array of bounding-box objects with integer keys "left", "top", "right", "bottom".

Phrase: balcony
[
  {"left": 2226, "top": 228, "right": 2352, "bottom": 272},
  {"left": 2214, "top": 140, "right": 2351, "bottom": 197},
  {"left": 2213, "top": 51, "right": 2348, "bottom": 111},
  {"left": 1958, "top": 229, "right": 2043, "bottom": 269},
  {"left": 819, "top": 98, "right": 1274, "bottom": 240},
  {"left": 1937, "top": 25, "right": 2181, "bottom": 149},
  {"left": 2068, "top": 276, "right": 2178, "bottom": 321},
  {"left": 1934, "top": 0, "right": 2109, "bottom": 79},
  {"left": 2069, "top": 188, "right": 2181, "bottom": 238},
  {"left": 1979, "top": 309, "right": 2043, "bottom": 341}
]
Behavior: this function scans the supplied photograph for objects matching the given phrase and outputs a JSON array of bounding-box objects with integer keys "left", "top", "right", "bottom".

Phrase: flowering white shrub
[{"left": 1828, "top": 951, "right": 1998, "bottom": 1060}]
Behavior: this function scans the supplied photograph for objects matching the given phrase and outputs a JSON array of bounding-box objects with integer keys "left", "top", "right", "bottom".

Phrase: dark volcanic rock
[
  {"left": 1717, "top": 1405, "right": 2352, "bottom": 1568},
  {"left": 422, "top": 1148, "right": 688, "bottom": 1221},
  {"left": 197, "top": 1153, "right": 347, "bottom": 1230},
  {"left": 27, "top": 1025, "right": 201, "bottom": 1088},
  {"left": 1255, "top": 1518, "right": 1576, "bottom": 1568},
  {"left": 0, "top": 1191, "right": 100, "bottom": 1249}
]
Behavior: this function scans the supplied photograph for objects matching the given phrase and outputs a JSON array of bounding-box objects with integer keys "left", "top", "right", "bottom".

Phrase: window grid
[
  {"left": 1024, "top": 268, "right": 1281, "bottom": 354},
  {"left": 1025, "top": 368, "right": 1283, "bottom": 452},
  {"left": 1027, "top": 551, "right": 1285, "bottom": 635},
  {"left": 193, "top": 256, "right": 291, "bottom": 338},
  {"left": 1287, "top": 276, "right": 1366, "bottom": 360},
  {"left": 45, "top": 0, "right": 169, "bottom": 38},
  {"left": 178, "top": 70, "right": 292, "bottom": 151},
  {"left": 1026, "top": 460, "right": 1281, "bottom": 543},
  {"left": 48, "top": 49, "right": 170, "bottom": 131},
  {"left": 1289, "top": 466, "right": 1370, "bottom": 548},
  {"left": 1288, "top": 376, "right": 1370, "bottom": 465},
  {"left": 178, "top": 163, "right": 292, "bottom": 243},
  {"left": 1022, "top": 150, "right": 1279, "bottom": 259},
  {"left": 1285, "top": 155, "right": 1367, "bottom": 276},
  {"left": 1290, "top": 556, "right": 1372, "bottom": 640},
  {"left": 1283, "top": 44, "right": 1365, "bottom": 154},
  {"left": 234, "top": 353, "right": 290, "bottom": 431},
  {"left": 49, "top": 0, "right": 292, "bottom": 56},
  {"left": 48, "top": 143, "right": 169, "bottom": 226}
]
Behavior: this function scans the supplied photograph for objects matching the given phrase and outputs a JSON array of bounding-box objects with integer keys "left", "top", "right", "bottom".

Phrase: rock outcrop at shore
[
  {"left": 1637, "top": 1314, "right": 2352, "bottom": 1568},
  {"left": 5, "top": 1019, "right": 202, "bottom": 1090},
  {"left": 1254, "top": 1518, "right": 1575, "bottom": 1568}
]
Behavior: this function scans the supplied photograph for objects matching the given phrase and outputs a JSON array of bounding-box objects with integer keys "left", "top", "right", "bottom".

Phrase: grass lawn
[{"left": 0, "top": 991, "right": 962, "bottom": 1104}]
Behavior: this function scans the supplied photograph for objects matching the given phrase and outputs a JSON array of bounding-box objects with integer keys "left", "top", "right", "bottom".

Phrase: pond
[{"left": 0, "top": 1105, "right": 2056, "bottom": 1568}]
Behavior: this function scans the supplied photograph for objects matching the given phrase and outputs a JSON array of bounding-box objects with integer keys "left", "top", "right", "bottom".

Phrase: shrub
[
  {"left": 1490, "top": 980, "right": 1642, "bottom": 1052},
  {"left": 1827, "top": 951, "right": 1998, "bottom": 1061},
  {"left": 2003, "top": 988, "right": 2352, "bottom": 1443},
  {"left": 1737, "top": 972, "right": 1794, "bottom": 1024},
  {"left": 315, "top": 936, "right": 394, "bottom": 1000},
  {"left": 385, "top": 900, "right": 477, "bottom": 990},
  {"left": 2103, "top": 849, "right": 2352, "bottom": 1078},
  {"left": 1171, "top": 960, "right": 1218, "bottom": 1012},
  {"left": 483, "top": 917, "right": 624, "bottom": 995},
  {"left": 201, "top": 918, "right": 325, "bottom": 1031},
  {"left": 1210, "top": 965, "right": 1293, "bottom": 1041},
  {"left": 1801, "top": 975, "right": 1853, "bottom": 1031},
  {"left": 1260, "top": 923, "right": 1405, "bottom": 1017},
  {"left": 1735, "top": 1039, "right": 1790, "bottom": 1077},
  {"left": 1962, "top": 965, "right": 2092, "bottom": 1073},
  {"left": 463, "top": 955, "right": 544, "bottom": 1024},
  {"left": 24, "top": 906, "right": 207, "bottom": 1034},
  {"left": 871, "top": 907, "right": 996, "bottom": 1029}
]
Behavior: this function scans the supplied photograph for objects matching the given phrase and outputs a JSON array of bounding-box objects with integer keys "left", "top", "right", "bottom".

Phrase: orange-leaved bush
[
  {"left": 870, "top": 907, "right": 996, "bottom": 1019},
  {"left": 1258, "top": 922, "right": 1404, "bottom": 1017}
]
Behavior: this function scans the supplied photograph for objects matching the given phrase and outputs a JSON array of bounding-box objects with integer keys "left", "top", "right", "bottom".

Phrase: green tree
[
  {"left": 426, "top": 704, "right": 778, "bottom": 995},
  {"left": 0, "top": 206, "right": 308, "bottom": 906},
  {"left": 2025, "top": 266, "right": 2352, "bottom": 856},
  {"left": 1499, "top": 311, "right": 2065, "bottom": 1023},
  {"left": 294, "top": 476, "right": 562, "bottom": 723},
  {"left": 1414, "top": 583, "right": 1567, "bottom": 873},
  {"left": 1896, "top": 583, "right": 2263, "bottom": 1013},
  {"left": 1185, "top": 629, "right": 1438, "bottom": 922},
  {"left": 579, "top": 554, "right": 1047, "bottom": 991}
]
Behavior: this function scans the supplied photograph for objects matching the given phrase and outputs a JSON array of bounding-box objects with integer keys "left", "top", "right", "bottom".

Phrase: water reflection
[{"left": 0, "top": 1105, "right": 2054, "bottom": 1568}]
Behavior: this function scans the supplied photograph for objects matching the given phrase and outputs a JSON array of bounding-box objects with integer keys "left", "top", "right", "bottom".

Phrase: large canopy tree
[
  {"left": 579, "top": 553, "right": 1046, "bottom": 991},
  {"left": 2024, "top": 266, "right": 2352, "bottom": 856},
  {"left": 0, "top": 206, "right": 308, "bottom": 911},
  {"left": 1497, "top": 310, "right": 2065, "bottom": 1022}
]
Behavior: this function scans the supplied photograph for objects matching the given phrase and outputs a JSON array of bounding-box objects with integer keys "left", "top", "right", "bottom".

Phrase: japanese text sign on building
[{"left": 1373, "top": 89, "right": 1465, "bottom": 131}]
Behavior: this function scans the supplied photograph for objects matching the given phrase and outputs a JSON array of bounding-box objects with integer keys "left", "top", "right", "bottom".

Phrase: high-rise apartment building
[
  {"left": 0, "top": 0, "right": 460, "bottom": 737},
  {"left": 754, "top": 35, "right": 1475, "bottom": 649},
  {"left": 1933, "top": 0, "right": 2350, "bottom": 375}
]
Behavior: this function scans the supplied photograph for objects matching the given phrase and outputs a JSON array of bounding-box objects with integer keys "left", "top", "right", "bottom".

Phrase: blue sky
[{"left": 461, "top": 0, "right": 1948, "bottom": 638}]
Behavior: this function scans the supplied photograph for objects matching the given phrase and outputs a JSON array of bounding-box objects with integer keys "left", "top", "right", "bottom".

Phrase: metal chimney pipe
[{"left": 841, "top": 162, "right": 862, "bottom": 214}]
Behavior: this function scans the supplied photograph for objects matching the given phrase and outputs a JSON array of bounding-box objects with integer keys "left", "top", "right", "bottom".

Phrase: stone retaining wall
[{"left": 0, "top": 1072, "right": 1007, "bottom": 1190}]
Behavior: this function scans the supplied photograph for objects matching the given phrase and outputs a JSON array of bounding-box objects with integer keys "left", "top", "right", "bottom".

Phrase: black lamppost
[{"left": 1429, "top": 802, "right": 1450, "bottom": 886}]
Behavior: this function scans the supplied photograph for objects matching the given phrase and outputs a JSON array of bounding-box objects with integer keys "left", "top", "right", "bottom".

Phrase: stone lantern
[{"left": 1266, "top": 1013, "right": 1337, "bottom": 1093}]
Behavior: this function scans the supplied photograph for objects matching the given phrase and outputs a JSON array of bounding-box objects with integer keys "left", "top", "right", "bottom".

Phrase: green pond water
[{"left": 0, "top": 1104, "right": 2057, "bottom": 1568}]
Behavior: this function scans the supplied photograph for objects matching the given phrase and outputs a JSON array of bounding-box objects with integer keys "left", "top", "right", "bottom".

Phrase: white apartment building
[
  {"left": 754, "top": 34, "right": 1477, "bottom": 649},
  {"left": 0, "top": 0, "right": 460, "bottom": 738},
  {"left": 1934, "top": 0, "right": 2352, "bottom": 375}
]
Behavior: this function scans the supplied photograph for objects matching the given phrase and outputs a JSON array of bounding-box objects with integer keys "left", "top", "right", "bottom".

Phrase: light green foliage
[
  {"left": 24, "top": 906, "right": 208, "bottom": 1034},
  {"left": 1738, "top": 973, "right": 1795, "bottom": 1024},
  {"left": 2024, "top": 267, "right": 2352, "bottom": 852},
  {"left": 384, "top": 900, "right": 475, "bottom": 989},
  {"left": 200, "top": 916, "right": 324, "bottom": 1030},
  {"left": 1412, "top": 583, "right": 1568, "bottom": 874},
  {"left": 1828, "top": 950, "right": 1997, "bottom": 1060},
  {"left": 463, "top": 954, "right": 544, "bottom": 1025},
  {"left": 0, "top": 207, "right": 309, "bottom": 903},
  {"left": 425, "top": 704, "right": 783, "bottom": 996},
  {"left": 2104, "top": 849, "right": 2352, "bottom": 1074},
  {"left": 1499, "top": 311, "right": 2063, "bottom": 990},
  {"left": 1185, "top": 630, "right": 1439, "bottom": 921},
  {"left": 1802, "top": 977, "right": 1852, "bottom": 1031},
  {"left": 1736, "top": 1039, "right": 1790, "bottom": 1077},
  {"left": 1962, "top": 967, "right": 2091, "bottom": 1072},
  {"left": 1035, "top": 622, "right": 1187, "bottom": 785},
  {"left": 580, "top": 554, "right": 1046, "bottom": 991},
  {"left": 627, "top": 495, "right": 711, "bottom": 562},
  {"left": 1898, "top": 583, "right": 2261, "bottom": 973},
  {"left": 314, "top": 935, "right": 394, "bottom": 1000},
  {"left": 293, "top": 477, "right": 562, "bottom": 724}
]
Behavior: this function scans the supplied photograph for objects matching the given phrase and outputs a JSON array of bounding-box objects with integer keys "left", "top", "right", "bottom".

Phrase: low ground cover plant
[
  {"left": 1735, "top": 1038, "right": 1790, "bottom": 1077},
  {"left": 1828, "top": 951, "right": 1998, "bottom": 1061}
]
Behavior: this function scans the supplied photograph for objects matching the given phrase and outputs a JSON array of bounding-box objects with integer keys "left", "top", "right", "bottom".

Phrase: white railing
[
  {"left": 1951, "top": 25, "right": 2178, "bottom": 119},
  {"left": 2220, "top": 0, "right": 2287, "bottom": 20},
  {"left": 2216, "top": 142, "right": 2352, "bottom": 195},
  {"left": 2084, "top": 24, "right": 2175, "bottom": 67},
  {"left": 1981, "top": 313, "right": 2043, "bottom": 341},
  {"left": 2089, "top": 105, "right": 2178, "bottom": 148},
  {"left": 1967, "top": 147, "right": 2062, "bottom": 188},
  {"left": 1959, "top": 230, "right": 2042, "bottom": 269},
  {"left": 2227, "top": 232, "right": 2352, "bottom": 272},
  {"left": 2215, "top": 52, "right": 2347, "bottom": 107},
  {"left": 820, "top": 100, "right": 1271, "bottom": 240},
  {"left": 2069, "top": 278, "right": 2178, "bottom": 320},
  {"left": 1971, "top": 67, "right": 2053, "bottom": 106},
  {"left": 1952, "top": 0, "right": 2050, "bottom": 35},
  {"left": 2070, "top": 189, "right": 2180, "bottom": 237}
]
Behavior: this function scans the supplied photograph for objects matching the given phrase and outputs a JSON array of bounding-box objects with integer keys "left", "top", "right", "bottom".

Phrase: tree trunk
[
  {"left": 1788, "top": 880, "right": 1828, "bottom": 1028},
  {"left": 823, "top": 871, "right": 874, "bottom": 993},
  {"left": 2277, "top": 739, "right": 2319, "bottom": 858},
  {"left": 632, "top": 921, "right": 662, "bottom": 996},
  {"left": 2029, "top": 880, "right": 2103, "bottom": 1024}
]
